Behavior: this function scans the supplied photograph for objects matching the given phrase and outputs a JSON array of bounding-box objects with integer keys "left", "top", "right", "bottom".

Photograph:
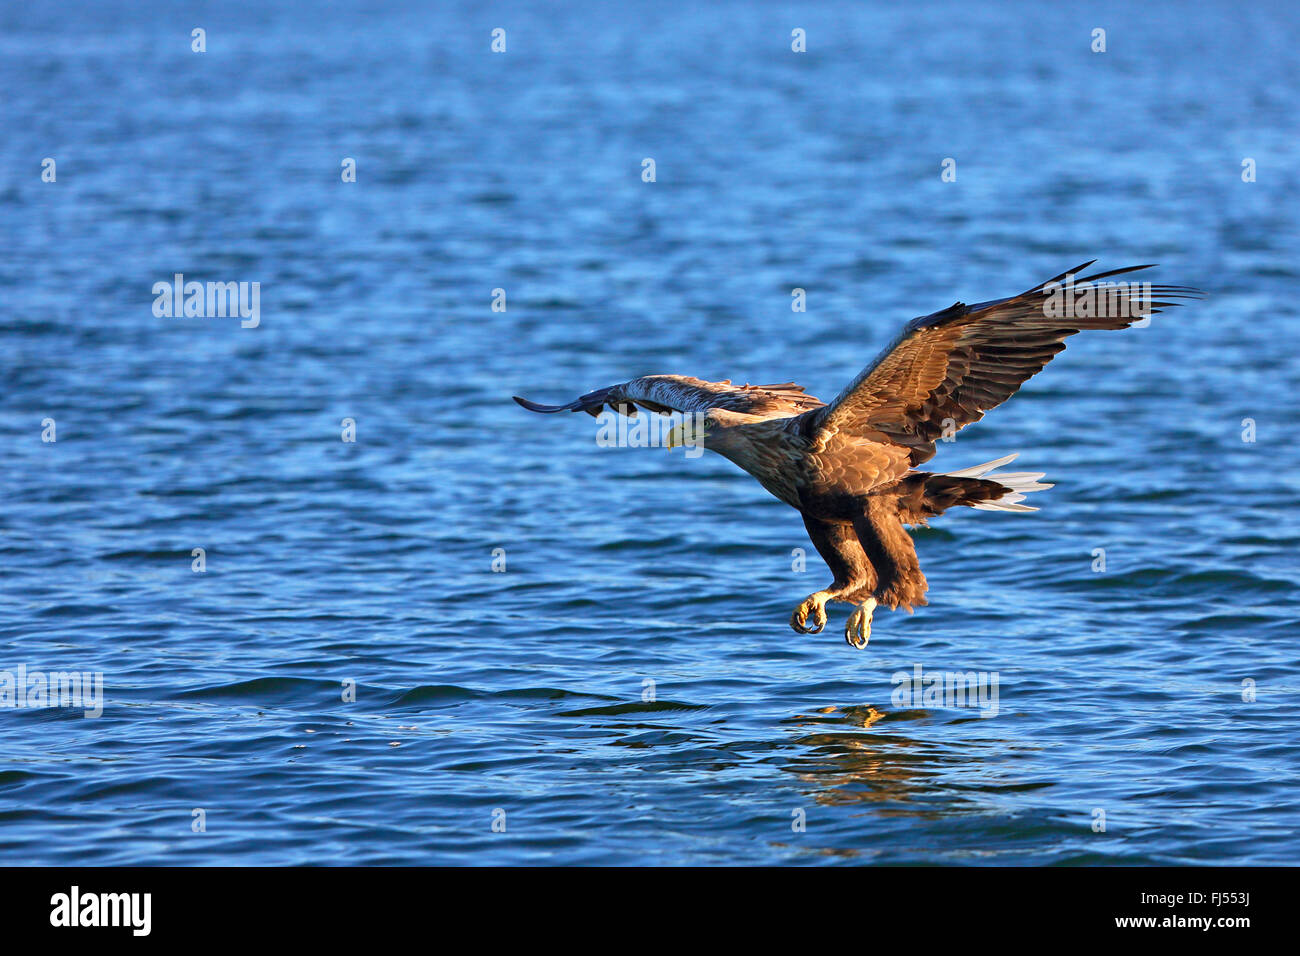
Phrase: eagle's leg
[
  {"left": 793, "top": 515, "right": 877, "bottom": 637},
  {"left": 840, "top": 498, "right": 929, "bottom": 649},
  {"left": 844, "top": 598, "right": 877, "bottom": 649},
  {"left": 790, "top": 590, "right": 831, "bottom": 634}
]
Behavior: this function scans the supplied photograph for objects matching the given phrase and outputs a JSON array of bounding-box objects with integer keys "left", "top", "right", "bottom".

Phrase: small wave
[{"left": 556, "top": 700, "right": 707, "bottom": 717}]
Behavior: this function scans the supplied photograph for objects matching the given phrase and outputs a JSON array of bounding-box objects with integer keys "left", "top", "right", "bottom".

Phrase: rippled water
[{"left": 2, "top": 0, "right": 1298, "bottom": 865}]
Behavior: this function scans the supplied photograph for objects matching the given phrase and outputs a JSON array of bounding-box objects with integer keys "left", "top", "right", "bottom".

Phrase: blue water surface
[{"left": 1, "top": 0, "right": 1298, "bottom": 865}]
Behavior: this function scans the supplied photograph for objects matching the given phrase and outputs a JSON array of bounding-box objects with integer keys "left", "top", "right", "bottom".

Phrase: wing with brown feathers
[
  {"left": 803, "top": 262, "right": 1205, "bottom": 465},
  {"left": 514, "top": 374, "right": 824, "bottom": 420}
]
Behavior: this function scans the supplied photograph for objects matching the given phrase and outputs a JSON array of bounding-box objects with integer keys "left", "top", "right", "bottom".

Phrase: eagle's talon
[
  {"left": 844, "top": 599, "right": 876, "bottom": 649},
  {"left": 789, "top": 592, "right": 829, "bottom": 635}
]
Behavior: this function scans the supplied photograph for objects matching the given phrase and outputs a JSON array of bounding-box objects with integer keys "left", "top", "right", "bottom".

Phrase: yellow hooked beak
[{"left": 665, "top": 417, "right": 706, "bottom": 450}]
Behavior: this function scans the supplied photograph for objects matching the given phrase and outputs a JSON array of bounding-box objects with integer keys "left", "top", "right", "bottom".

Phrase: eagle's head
[{"left": 665, "top": 408, "right": 769, "bottom": 459}]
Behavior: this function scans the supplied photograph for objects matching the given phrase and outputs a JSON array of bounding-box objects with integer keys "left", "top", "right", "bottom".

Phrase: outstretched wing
[
  {"left": 514, "top": 374, "right": 824, "bottom": 420},
  {"left": 803, "top": 261, "right": 1205, "bottom": 465}
]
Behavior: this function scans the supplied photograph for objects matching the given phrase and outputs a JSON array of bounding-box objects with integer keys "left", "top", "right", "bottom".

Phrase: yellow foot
[
  {"left": 844, "top": 599, "right": 877, "bottom": 649},
  {"left": 789, "top": 591, "right": 830, "bottom": 634}
]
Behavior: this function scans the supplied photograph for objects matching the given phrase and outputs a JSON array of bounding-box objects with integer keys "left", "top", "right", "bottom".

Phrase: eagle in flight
[{"left": 515, "top": 262, "right": 1203, "bottom": 648}]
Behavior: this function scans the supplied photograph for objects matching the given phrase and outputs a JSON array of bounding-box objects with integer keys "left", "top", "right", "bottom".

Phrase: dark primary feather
[
  {"left": 514, "top": 374, "right": 825, "bottom": 420},
  {"left": 803, "top": 261, "right": 1206, "bottom": 464}
]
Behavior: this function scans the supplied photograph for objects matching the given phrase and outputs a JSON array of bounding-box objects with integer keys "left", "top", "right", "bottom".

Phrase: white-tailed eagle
[{"left": 515, "top": 262, "right": 1203, "bottom": 648}]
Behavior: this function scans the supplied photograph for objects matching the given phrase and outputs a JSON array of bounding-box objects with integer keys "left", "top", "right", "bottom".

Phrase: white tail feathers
[
  {"left": 947, "top": 453, "right": 1054, "bottom": 512},
  {"left": 944, "top": 453, "right": 1019, "bottom": 479}
]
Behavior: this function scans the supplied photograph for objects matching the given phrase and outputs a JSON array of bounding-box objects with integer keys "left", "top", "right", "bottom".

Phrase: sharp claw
[
  {"left": 843, "top": 601, "right": 875, "bottom": 649},
  {"left": 790, "top": 593, "right": 829, "bottom": 635}
]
